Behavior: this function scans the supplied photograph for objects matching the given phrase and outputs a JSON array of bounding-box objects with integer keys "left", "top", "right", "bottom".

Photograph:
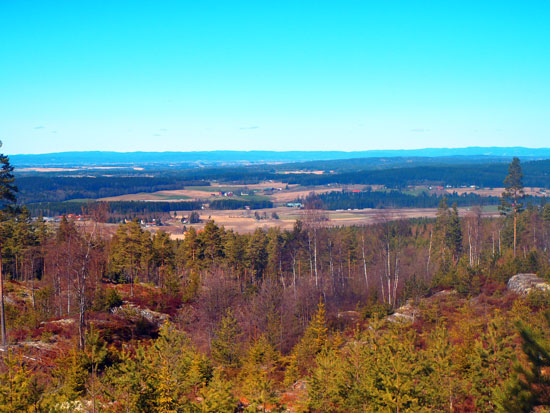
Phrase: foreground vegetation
[{"left": 0, "top": 198, "right": 549, "bottom": 411}]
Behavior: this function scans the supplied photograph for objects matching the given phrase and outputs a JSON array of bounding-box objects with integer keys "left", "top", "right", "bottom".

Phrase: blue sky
[{"left": 1, "top": 1, "right": 549, "bottom": 154}]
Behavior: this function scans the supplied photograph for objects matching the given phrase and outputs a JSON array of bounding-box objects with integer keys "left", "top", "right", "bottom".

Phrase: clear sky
[{"left": 1, "top": 1, "right": 549, "bottom": 155}]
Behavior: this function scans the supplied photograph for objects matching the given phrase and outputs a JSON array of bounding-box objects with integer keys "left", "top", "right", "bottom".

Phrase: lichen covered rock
[{"left": 507, "top": 273, "right": 550, "bottom": 295}]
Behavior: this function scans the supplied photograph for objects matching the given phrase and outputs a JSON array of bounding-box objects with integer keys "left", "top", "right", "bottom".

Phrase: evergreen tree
[
  {"left": 447, "top": 203, "right": 463, "bottom": 263},
  {"left": 0, "top": 350, "right": 41, "bottom": 412},
  {"left": 103, "top": 323, "right": 205, "bottom": 412},
  {"left": 0, "top": 145, "right": 17, "bottom": 348},
  {"left": 424, "top": 324, "right": 455, "bottom": 411},
  {"left": 495, "top": 312, "right": 550, "bottom": 412},
  {"left": 467, "top": 315, "right": 514, "bottom": 411},
  {"left": 211, "top": 308, "right": 242, "bottom": 368},
  {"left": 246, "top": 228, "right": 268, "bottom": 281},
  {"left": 199, "top": 369, "right": 236, "bottom": 413},
  {"left": 152, "top": 230, "right": 175, "bottom": 288},
  {"left": 239, "top": 335, "right": 279, "bottom": 412},
  {"left": 285, "top": 299, "right": 328, "bottom": 383},
  {"left": 500, "top": 157, "right": 524, "bottom": 257},
  {"left": 108, "top": 220, "right": 151, "bottom": 294}
]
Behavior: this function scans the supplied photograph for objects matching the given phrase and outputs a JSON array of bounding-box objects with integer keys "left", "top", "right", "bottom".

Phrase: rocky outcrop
[
  {"left": 507, "top": 273, "right": 550, "bottom": 295},
  {"left": 388, "top": 300, "right": 418, "bottom": 323},
  {"left": 111, "top": 303, "right": 169, "bottom": 325},
  {"left": 337, "top": 310, "right": 361, "bottom": 323}
]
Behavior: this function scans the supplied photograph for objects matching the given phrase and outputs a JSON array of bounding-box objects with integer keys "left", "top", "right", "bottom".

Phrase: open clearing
[
  {"left": 100, "top": 181, "right": 294, "bottom": 202},
  {"left": 160, "top": 206, "right": 499, "bottom": 235}
]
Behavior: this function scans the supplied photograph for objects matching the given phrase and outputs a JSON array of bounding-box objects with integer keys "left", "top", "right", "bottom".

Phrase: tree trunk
[
  {"left": 329, "top": 240, "right": 334, "bottom": 282},
  {"left": 313, "top": 229, "right": 318, "bottom": 288},
  {"left": 0, "top": 251, "right": 6, "bottom": 347},
  {"left": 427, "top": 230, "right": 432, "bottom": 277},
  {"left": 361, "top": 236, "right": 368, "bottom": 291},
  {"left": 292, "top": 253, "right": 297, "bottom": 298},
  {"left": 31, "top": 259, "right": 36, "bottom": 311},
  {"left": 393, "top": 252, "right": 400, "bottom": 307},
  {"left": 387, "top": 242, "right": 391, "bottom": 305},
  {"left": 514, "top": 213, "right": 517, "bottom": 257},
  {"left": 79, "top": 289, "right": 86, "bottom": 350},
  {"left": 468, "top": 226, "right": 473, "bottom": 267}
]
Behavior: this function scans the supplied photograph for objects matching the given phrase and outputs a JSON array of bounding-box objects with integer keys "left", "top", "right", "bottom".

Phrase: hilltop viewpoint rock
[{"left": 507, "top": 273, "right": 550, "bottom": 295}]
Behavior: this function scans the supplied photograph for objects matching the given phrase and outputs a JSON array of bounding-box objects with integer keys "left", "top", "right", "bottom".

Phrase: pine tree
[
  {"left": 152, "top": 230, "right": 175, "bottom": 288},
  {"left": 500, "top": 157, "right": 524, "bottom": 257},
  {"left": 108, "top": 220, "right": 151, "bottom": 294}
]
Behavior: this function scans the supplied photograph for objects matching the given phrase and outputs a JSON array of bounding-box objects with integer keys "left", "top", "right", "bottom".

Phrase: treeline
[
  {"left": 25, "top": 199, "right": 272, "bottom": 218},
  {"left": 209, "top": 198, "right": 273, "bottom": 210},
  {"left": 26, "top": 200, "right": 203, "bottom": 217},
  {"left": 307, "top": 189, "right": 511, "bottom": 210},
  {"left": 284, "top": 160, "right": 550, "bottom": 188}
]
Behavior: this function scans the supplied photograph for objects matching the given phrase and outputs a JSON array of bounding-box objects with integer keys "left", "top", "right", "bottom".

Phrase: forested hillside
[{"left": 2, "top": 199, "right": 550, "bottom": 411}]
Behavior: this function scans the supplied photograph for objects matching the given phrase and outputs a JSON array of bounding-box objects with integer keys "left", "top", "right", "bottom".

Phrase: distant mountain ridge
[{"left": 10, "top": 147, "right": 550, "bottom": 167}]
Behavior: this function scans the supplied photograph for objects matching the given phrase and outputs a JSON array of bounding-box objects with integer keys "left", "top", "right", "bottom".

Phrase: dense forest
[
  {"left": 26, "top": 201, "right": 203, "bottom": 217},
  {"left": 302, "top": 190, "right": 501, "bottom": 210},
  {"left": 26, "top": 199, "right": 273, "bottom": 219},
  {"left": 283, "top": 159, "right": 550, "bottom": 188},
  {"left": 305, "top": 189, "right": 547, "bottom": 210},
  {"left": 2, "top": 156, "right": 550, "bottom": 411}
]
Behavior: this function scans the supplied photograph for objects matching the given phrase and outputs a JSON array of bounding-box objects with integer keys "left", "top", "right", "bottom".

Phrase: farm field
[
  {"left": 159, "top": 206, "right": 499, "bottom": 235},
  {"left": 100, "top": 182, "right": 379, "bottom": 204},
  {"left": 100, "top": 181, "right": 295, "bottom": 202}
]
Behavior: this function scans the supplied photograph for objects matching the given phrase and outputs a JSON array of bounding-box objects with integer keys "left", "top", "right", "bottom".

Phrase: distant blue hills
[{"left": 10, "top": 147, "right": 550, "bottom": 168}]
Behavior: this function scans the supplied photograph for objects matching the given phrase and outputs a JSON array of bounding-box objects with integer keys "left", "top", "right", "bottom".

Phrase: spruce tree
[
  {"left": 0, "top": 350, "right": 40, "bottom": 412},
  {"left": 239, "top": 335, "right": 279, "bottom": 411},
  {"left": 211, "top": 308, "right": 242, "bottom": 368},
  {"left": 200, "top": 369, "right": 236, "bottom": 413},
  {"left": 447, "top": 203, "right": 463, "bottom": 263}
]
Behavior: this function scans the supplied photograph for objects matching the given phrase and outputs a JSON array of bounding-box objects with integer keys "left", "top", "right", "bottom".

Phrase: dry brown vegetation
[{"left": 162, "top": 206, "right": 499, "bottom": 235}]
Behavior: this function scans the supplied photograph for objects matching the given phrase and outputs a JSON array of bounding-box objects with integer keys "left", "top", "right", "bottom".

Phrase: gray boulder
[{"left": 507, "top": 273, "right": 550, "bottom": 295}]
